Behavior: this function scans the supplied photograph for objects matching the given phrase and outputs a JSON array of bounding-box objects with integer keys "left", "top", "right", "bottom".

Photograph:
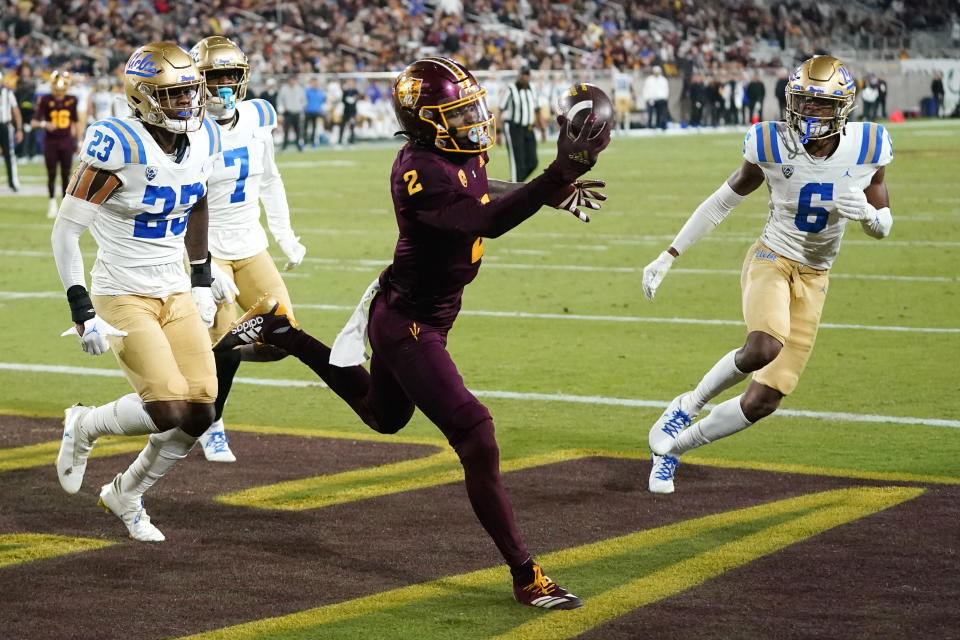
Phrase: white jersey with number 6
[
  {"left": 78, "top": 115, "right": 223, "bottom": 295},
  {"left": 742, "top": 121, "right": 893, "bottom": 270},
  {"left": 205, "top": 98, "right": 293, "bottom": 260}
]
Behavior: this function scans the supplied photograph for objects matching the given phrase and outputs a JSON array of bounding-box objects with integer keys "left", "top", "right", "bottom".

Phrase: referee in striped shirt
[
  {"left": 0, "top": 83, "right": 23, "bottom": 192},
  {"left": 498, "top": 66, "right": 543, "bottom": 182}
]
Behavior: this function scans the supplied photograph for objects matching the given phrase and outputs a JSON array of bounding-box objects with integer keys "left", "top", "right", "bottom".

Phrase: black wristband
[
  {"left": 66, "top": 285, "right": 96, "bottom": 325},
  {"left": 190, "top": 252, "right": 214, "bottom": 287}
]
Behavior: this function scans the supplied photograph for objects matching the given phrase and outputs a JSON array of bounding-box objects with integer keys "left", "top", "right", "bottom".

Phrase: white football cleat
[
  {"left": 56, "top": 404, "right": 96, "bottom": 494},
  {"left": 46, "top": 197, "right": 58, "bottom": 219},
  {"left": 649, "top": 392, "right": 698, "bottom": 455},
  {"left": 649, "top": 454, "right": 680, "bottom": 494},
  {"left": 98, "top": 474, "right": 165, "bottom": 542},
  {"left": 199, "top": 421, "right": 236, "bottom": 463}
]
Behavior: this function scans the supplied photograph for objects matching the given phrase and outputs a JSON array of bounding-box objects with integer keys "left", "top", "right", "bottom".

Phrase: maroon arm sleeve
[{"left": 410, "top": 166, "right": 569, "bottom": 239}]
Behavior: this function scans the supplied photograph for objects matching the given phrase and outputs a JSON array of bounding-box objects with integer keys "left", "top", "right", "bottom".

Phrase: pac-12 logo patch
[
  {"left": 396, "top": 77, "right": 422, "bottom": 107},
  {"left": 145, "top": 166, "right": 158, "bottom": 181},
  {"left": 458, "top": 169, "right": 468, "bottom": 187},
  {"left": 782, "top": 165, "right": 794, "bottom": 179}
]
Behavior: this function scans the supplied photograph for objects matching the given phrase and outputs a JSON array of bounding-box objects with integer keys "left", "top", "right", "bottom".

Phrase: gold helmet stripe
[{"left": 422, "top": 57, "right": 467, "bottom": 81}]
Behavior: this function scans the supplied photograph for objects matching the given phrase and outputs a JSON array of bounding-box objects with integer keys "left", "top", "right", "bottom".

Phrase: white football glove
[
  {"left": 61, "top": 315, "right": 128, "bottom": 356},
  {"left": 277, "top": 235, "right": 306, "bottom": 271},
  {"left": 553, "top": 179, "right": 607, "bottom": 223},
  {"left": 192, "top": 286, "right": 217, "bottom": 328},
  {"left": 210, "top": 260, "right": 239, "bottom": 304},
  {"left": 641, "top": 251, "right": 675, "bottom": 301},
  {"left": 834, "top": 188, "right": 871, "bottom": 221}
]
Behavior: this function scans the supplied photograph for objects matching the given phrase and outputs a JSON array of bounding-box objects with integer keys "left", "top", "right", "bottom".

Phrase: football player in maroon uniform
[
  {"left": 33, "top": 70, "right": 82, "bottom": 218},
  {"left": 215, "top": 57, "right": 609, "bottom": 610}
]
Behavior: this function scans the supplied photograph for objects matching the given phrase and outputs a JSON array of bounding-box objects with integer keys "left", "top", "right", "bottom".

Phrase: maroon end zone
[{"left": 0, "top": 415, "right": 957, "bottom": 640}]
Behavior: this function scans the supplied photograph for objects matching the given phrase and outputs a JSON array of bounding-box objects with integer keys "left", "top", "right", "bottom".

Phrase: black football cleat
[
  {"left": 513, "top": 563, "right": 583, "bottom": 610},
  {"left": 212, "top": 294, "right": 298, "bottom": 352}
]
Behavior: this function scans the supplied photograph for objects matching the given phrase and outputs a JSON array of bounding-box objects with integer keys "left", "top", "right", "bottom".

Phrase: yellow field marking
[
  {"left": 179, "top": 486, "right": 923, "bottom": 640},
  {"left": 225, "top": 423, "right": 447, "bottom": 448},
  {"left": 0, "top": 533, "right": 115, "bottom": 569},
  {"left": 0, "top": 412, "right": 955, "bottom": 485},
  {"left": 677, "top": 454, "right": 960, "bottom": 486},
  {"left": 493, "top": 486, "right": 924, "bottom": 639},
  {"left": 217, "top": 449, "right": 588, "bottom": 511},
  {"left": 0, "top": 436, "right": 146, "bottom": 473}
]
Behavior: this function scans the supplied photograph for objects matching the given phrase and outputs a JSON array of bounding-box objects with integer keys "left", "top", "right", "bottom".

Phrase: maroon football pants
[
  {"left": 269, "top": 294, "right": 530, "bottom": 568},
  {"left": 43, "top": 135, "right": 74, "bottom": 198}
]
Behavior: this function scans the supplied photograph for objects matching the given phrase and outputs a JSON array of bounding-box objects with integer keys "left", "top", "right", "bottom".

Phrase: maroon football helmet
[{"left": 392, "top": 57, "right": 495, "bottom": 154}]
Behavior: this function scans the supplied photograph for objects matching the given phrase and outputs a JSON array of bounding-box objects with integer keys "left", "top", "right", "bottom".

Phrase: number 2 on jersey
[
  {"left": 795, "top": 182, "right": 833, "bottom": 233},
  {"left": 403, "top": 170, "right": 423, "bottom": 195},
  {"left": 223, "top": 147, "right": 249, "bottom": 203}
]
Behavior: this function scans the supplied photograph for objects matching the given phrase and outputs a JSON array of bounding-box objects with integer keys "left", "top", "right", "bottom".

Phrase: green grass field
[{"left": 1, "top": 121, "right": 958, "bottom": 638}]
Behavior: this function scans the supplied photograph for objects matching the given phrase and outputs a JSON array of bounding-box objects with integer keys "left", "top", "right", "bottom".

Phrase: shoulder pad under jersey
[
  {"left": 742, "top": 121, "right": 784, "bottom": 165},
  {"left": 81, "top": 118, "right": 149, "bottom": 170},
  {"left": 199, "top": 115, "right": 224, "bottom": 157},
  {"left": 851, "top": 121, "right": 893, "bottom": 168},
  {"left": 246, "top": 98, "right": 279, "bottom": 129}
]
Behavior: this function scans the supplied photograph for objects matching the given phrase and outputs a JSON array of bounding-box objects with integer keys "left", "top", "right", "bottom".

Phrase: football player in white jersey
[
  {"left": 50, "top": 42, "right": 224, "bottom": 541},
  {"left": 188, "top": 36, "right": 306, "bottom": 462},
  {"left": 639, "top": 55, "right": 894, "bottom": 493}
]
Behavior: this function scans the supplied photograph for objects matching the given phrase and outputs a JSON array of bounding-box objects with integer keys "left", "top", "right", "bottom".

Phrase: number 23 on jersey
[{"left": 133, "top": 183, "right": 205, "bottom": 239}]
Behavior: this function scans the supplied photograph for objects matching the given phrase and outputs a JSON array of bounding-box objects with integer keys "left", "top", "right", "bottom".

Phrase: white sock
[
  {"left": 205, "top": 418, "right": 225, "bottom": 435},
  {"left": 688, "top": 349, "right": 749, "bottom": 413},
  {"left": 670, "top": 394, "right": 753, "bottom": 456},
  {"left": 79, "top": 393, "right": 159, "bottom": 441},
  {"left": 118, "top": 428, "right": 197, "bottom": 500}
]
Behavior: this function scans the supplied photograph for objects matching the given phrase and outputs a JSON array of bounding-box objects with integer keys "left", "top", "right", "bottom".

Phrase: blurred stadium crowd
[{"left": 1, "top": 0, "right": 958, "bottom": 152}]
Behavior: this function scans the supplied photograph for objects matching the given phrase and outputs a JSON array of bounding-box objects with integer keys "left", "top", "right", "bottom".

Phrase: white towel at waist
[{"left": 329, "top": 278, "right": 381, "bottom": 366}]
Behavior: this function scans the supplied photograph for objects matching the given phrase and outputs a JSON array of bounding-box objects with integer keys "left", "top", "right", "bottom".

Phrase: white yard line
[
  {"left": 3, "top": 223, "right": 960, "bottom": 247},
  {"left": 1, "top": 251, "right": 954, "bottom": 283},
  {"left": 1, "top": 362, "right": 956, "bottom": 429},
  {"left": 2, "top": 291, "right": 956, "bottom": 333}
]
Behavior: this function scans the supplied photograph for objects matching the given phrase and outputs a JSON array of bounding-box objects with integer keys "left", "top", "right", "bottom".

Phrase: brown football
[{"left": 556, "top": 83, "right": 615, "bottom": 138}]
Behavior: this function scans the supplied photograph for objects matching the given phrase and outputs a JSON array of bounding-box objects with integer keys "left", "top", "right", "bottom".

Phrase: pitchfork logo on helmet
[
  {"left": 124, "top": 42, "right": 206, "bottom": 133},
  {"left": 392, "top": 57, "right": 495, "bottom": 154},
  {"left": 396, "top": 77, "right": 423, "bottom": 108},
  {"left": 785, "top": 55, "right": 856, "bottom": 144},
  {"left": 190, "top": 36, "right": 250, "bottom": 119}
]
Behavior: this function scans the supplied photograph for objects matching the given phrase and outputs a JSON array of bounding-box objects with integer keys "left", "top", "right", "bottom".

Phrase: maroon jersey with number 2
[{"left": 385, "top": 144, "right": 491, "bottom": 328}]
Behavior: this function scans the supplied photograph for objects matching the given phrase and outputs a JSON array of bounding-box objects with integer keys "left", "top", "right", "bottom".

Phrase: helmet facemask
[
  {"left": 785, "top": 56, "right": 856, "bottom": 144},
  {"left": 130, "top": 77, "right": 206, "bottom": 133},
  {"left": 421, "top": 88, "right": 495, "bottom": 154},
  {"left": 786, "top": 91, "right": 853, "bottom": 143},
  {"left": 203, "top": 67, "right": 248, "bottom": 119}
]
